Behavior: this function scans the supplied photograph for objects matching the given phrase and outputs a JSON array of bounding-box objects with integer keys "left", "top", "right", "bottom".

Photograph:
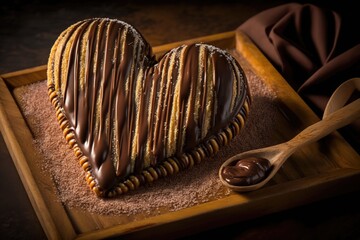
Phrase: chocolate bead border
[{"left": 48, "top": 83, "right": 251, "bottom": 198}]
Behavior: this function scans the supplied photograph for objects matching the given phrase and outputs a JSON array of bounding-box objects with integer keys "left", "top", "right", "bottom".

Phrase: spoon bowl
[
  {"left": 219, "top": 78, "right": 360, "bottom": 192},
  {"left": 219, "top": 143, "right": 289, "bottom": 192}
]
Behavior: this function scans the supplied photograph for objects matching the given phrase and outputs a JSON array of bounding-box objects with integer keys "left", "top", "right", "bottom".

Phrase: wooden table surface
[{"left": 1, "top": 1, "right": 359, "bottom": 239}]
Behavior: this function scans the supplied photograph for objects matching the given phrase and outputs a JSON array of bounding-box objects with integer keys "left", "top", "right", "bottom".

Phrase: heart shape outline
[{"left": 47, "top": 18, "right": 251, "bottom": 197}]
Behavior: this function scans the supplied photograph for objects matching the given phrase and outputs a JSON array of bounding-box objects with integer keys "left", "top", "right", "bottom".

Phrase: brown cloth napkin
[{"left": 238, "top": 3, "right": 360, "bottom": 151}]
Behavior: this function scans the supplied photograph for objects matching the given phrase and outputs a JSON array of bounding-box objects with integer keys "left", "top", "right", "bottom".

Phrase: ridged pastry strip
[{"left": 47, "top": 18, "right": 250, "bottom": 197}]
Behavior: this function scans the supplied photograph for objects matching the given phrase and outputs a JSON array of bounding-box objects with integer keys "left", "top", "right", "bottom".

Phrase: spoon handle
[{"left": 286, "top": 99, "right": 360, "bottom": 153}]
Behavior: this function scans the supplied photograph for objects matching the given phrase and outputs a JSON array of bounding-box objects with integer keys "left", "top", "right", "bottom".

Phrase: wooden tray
[{"left": 1, "top": 30, "right": 359, "bottom": 240}]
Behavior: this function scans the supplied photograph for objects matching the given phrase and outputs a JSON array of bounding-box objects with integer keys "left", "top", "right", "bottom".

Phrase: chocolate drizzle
[{"left": 47, "top": 18, "right": 250, "bottom": 197}]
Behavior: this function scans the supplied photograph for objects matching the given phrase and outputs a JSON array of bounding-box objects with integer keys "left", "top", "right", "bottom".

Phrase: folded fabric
[{"left": 238, "top": 3, "right": 359, "bottom": 151}]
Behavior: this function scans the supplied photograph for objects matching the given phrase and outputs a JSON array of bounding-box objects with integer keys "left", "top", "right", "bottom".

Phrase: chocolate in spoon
[{"left": 219, "top": 78, "right": 360, "bottom": 192}]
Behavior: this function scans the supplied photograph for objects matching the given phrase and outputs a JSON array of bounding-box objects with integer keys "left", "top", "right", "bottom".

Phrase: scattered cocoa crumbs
[{"left": 15, "top": 53, "right": 280, "bottom": 217}]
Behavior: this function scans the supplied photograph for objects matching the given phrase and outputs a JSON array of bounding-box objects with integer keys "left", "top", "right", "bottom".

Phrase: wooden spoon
[{"left": 219, "top": 78, "right": 360, "bottom": 192}]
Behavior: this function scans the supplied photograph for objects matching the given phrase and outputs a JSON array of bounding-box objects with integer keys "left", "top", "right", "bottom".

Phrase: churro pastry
[{"left": 47, "top": 18, "right": 251, "bottom": 197}]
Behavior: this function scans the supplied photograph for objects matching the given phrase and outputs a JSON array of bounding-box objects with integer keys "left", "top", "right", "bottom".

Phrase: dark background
[
  {"left": 1, "top": 1, "right": 359, "bottom": 239},
  {"left": 0, "top": 0, "right": 357, "bottom": 73}
]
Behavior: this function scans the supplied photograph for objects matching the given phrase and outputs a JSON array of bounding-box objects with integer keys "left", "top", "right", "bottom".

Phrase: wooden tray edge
[
  {"left": 77, "top": 168, "right": 360, "bottom": 240},
  {"left": 0, "top": 76, "right": 76, "bottom": 240},
  {"left": 1, "top": 30, "right": 359, "bottom": 239}
]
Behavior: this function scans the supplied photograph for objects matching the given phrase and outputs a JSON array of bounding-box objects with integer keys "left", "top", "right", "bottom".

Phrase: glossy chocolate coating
[
  {"left": 47, "top": 18, "right": 249, "bottom": 193},
  {"left": 221, "top": 157, "right": 271, "bottom": 186}
]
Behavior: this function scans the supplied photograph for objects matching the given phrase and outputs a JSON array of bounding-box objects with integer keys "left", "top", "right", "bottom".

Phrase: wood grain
[
  {"left": 0, "top": 31, "right": 359, "bottom": 240},
  {"left": 0, "top": 76, "right": 75, "bottom": 239}
]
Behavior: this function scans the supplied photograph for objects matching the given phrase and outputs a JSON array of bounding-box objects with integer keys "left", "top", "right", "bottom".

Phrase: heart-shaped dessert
[{"left": 47, "top": 18, "right": 251, "bottom": 197}]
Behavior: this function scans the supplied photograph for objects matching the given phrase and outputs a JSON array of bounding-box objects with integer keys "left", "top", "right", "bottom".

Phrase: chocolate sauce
[
  {"left": 48, "top": 18, "right": 249, "bottom": 192},
  {"left": 221, "top": 157, "right": 271, "bottom": 186}
]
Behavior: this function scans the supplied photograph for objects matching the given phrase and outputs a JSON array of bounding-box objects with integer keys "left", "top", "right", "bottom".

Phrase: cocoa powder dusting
[{"left": 15, "top": 53, "right": 280, "bottom": 217}]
